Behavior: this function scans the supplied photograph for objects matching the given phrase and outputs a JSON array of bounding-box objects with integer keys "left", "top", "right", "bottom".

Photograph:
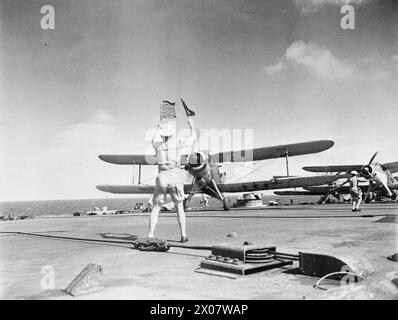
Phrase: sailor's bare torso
[{"left": 151, "top": 121, "right": 197, "bottom": 201}]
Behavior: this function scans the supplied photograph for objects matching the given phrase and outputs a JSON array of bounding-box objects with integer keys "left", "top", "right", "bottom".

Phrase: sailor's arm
[
  {"left": 183, "top": 117, "right": 197, "bottom": 146},
  {"left": 151, "top": 123, "right": 164, "bottom": 149}
]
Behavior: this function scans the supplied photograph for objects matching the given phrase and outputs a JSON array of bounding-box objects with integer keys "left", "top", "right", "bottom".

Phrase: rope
[{"left": 313, "top": 271, "right": 366, "bottom": 290}]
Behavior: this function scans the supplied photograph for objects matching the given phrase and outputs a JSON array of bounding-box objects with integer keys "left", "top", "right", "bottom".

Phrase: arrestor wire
[{"left": 0, "top": 231, "right": 213, "bottom": 251}]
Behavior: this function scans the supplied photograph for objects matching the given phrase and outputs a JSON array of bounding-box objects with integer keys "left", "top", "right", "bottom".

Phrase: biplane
[
  {"left": 276, "top": 152, "right": 398, "bottom": 202},
  {"left": 97, "top": 140, "right": 337, "bottom": 210}
]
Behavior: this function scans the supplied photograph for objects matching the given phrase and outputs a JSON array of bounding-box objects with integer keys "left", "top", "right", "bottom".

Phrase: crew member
[
  {"left": 349, "top": 170, "right": 362, "bottom": 212},
  {"left": 148, "top": 117, "right": 196, "bottom": 242},
  {"left": 200, "top": 194, "right": 209, "bottom": 207}
]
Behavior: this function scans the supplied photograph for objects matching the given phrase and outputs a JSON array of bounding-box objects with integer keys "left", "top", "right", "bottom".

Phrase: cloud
[
  {"left": 393, "top": 55, "right": 398, "bottom": 72},
  {"left": 294, "top": 0, "right": 369, "bottom": 14},
  {"left": 265, "top": 41, "right": 396, "bottom": 82},
  {"left": 284, "top": 41, "right": 355, "bottom": 80},
  {"left": 38, "top": 109, "right": 139, "bottom": 199},
  {"left": 265, "top": 41, "right": 355, "bottom": 80},
  {"left": 264, "top": 61, "right": 286, "bottom": 75},
  {"left": 1, "top": 109, "right": 160, "bottom": 200},
  {"left": 55, "top": 109, "right": 118, "bottom": 152}
]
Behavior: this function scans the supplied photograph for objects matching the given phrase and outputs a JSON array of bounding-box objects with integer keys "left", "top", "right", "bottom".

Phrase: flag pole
[{"left": 160, "top": 99, "right": 162, "bottom": 122}]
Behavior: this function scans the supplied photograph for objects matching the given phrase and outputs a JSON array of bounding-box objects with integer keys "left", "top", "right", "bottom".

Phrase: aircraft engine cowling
[
  {"left": 361, "top": 165, "right": 373, "bottom": 177},
  {"left": 185, "top": 152, "right": 211, "bottom": 179}
]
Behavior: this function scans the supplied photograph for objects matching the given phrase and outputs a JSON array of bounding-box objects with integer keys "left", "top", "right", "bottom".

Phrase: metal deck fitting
[{"left": 198, "top": 244, "right": 294, "bottom": 276}]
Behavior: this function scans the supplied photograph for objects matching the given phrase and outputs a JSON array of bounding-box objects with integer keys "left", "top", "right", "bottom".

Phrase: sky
[{"left": 0, "top": 0, "right": 397, "bottom": 201}]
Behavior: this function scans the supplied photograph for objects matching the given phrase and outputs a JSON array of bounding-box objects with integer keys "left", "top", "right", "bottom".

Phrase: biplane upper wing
[
  {"left": 99, "top": 140, "right": 334, "bottom": 165},
  {"left": 99, "top": 154, "right": 157, "bottom": 165},
  {"left": 381, "top": 161, "right": 398, "bottom": 173},
  {"left": 302, "top": 165, "right": 363, "bottom": 173},
  {"left": 210, "top": 140, "right": 334, "bottom": 163}
]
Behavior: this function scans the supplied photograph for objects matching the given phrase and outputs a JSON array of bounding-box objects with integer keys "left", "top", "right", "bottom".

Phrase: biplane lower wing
[
  {"left": 96, "top": 175, "right": 339, "bottom": 195},
  {"left": 96, "top": 184, "right": 193, "bottom": 194},
  {"left": 275, "top": 185, "right": 370, "bottom": 196},
  {"left": 304, "top": 185, "right": 368, "bottom": 194},
  {"left": 274, "top": 190, "right": 325, "bottom": 196},
  {"left": 303, "top": 161, "right": 398, "bottom": 174},
  {"left": 216, "top": 175, "right": 340, "bottom": 193},
  {"left": 302, "top": 165, "right": 363, "bottom": 173}
]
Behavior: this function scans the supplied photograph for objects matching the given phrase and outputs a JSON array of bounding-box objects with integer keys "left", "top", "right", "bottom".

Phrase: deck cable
[
  {"left": 0, "top": 231, "right": 212, "bottom": 251},
  {"left": 0, "top": 231, "right": 133, "bottom": 245}
]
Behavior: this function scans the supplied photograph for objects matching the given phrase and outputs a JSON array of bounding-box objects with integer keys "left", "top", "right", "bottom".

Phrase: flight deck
[{"left": 0, "top": 203, "right": 397, "bottom": 300}]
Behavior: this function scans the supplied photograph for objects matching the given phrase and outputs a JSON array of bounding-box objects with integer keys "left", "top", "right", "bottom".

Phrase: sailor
[
  {"left": 200, "top": 194, "right": 209, "bottom": 207},
  {"left": 349, "top": 170, "right": 362, "bottom": 212},
  {"left": 148, "top": 117, "right": 196, "bottom": 242}
]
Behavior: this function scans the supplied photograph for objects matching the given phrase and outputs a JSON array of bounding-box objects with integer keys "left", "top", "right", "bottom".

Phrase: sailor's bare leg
[
  {"left": 355, "top": 198, "right": 362, "bottom": 210},
  {"left": 175, "top": 201, "right": 187, "bottom": 237},
  {"left": 148, "top": 203, "right": 161, "bottom": 238}
]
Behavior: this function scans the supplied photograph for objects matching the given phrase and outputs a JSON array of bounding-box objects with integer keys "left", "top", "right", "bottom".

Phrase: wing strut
[
  {"left": 285, "top": 148, "right": 289, "bottom": 177},
  {"left": 132, "top": 164, "right": 143, "bottom": 184}
]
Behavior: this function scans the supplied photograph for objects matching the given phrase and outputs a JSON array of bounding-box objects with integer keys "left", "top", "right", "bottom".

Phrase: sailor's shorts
[
  {"left": 153, "top": 167, "right": 184, "bottom": 204},
  {"left": 350, "top": 188, "right": 362, "bottom": 201}
]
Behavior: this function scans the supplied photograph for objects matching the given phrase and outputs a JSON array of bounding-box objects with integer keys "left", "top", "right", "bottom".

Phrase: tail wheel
[{"left": 223, "top": 196, "right": 231, "bottom": 211}]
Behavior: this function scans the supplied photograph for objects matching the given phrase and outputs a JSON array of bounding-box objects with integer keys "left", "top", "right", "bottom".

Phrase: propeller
[
  {"left": 325, "top": 152, "right": 378, "bottom": 201},
  {"left": 360, "top": 151, "right": 378, "bottom": 176},
  {"left": 321, "top": 152, "right": 395, "bottom": 201},
  {"left": 367, "top": 151, "right": 378, "bottom": 166}
]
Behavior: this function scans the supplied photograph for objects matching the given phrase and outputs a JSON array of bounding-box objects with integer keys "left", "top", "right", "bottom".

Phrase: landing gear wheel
[{"left": 223, "top": 196, "right": 231, "bottom": 211}]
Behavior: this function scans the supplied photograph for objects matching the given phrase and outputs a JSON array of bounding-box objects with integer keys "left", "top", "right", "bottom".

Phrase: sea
[{"left": 0, "top": 195, "right": 321, "bottom": 218}]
